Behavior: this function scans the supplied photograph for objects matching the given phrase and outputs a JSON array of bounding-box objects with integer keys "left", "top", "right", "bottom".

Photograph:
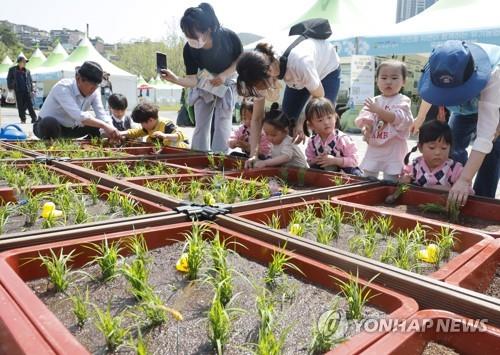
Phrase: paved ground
[{"left": 1, "top": 106, "right": 498, "bottom": 198}]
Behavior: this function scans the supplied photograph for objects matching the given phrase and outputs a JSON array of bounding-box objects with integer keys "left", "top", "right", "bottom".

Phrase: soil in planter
[
  {"left": 1, "top": 192, "right": 145, "bottom": 235},
  {"left": 422, "top": 341, "right": 460, "bottom": 355},
  {"left": 485, "top": 266, "right": 500, "bottom": 299},
  {"left": 27, "top": 241, "right": 386, "bottom": 354},
  {"left": 375, "top": 203, "right": 500, "bottom": 233},
  {"left": 266, "top": 208, "right": 458, "bottom": 276}
]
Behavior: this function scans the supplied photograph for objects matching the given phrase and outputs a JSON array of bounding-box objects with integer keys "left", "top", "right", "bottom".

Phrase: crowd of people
[{"left": 11, "top": 2, "right": 499, "bottom": 206}]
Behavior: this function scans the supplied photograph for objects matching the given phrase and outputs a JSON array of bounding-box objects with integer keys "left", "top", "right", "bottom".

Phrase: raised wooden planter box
[
  {"left": 362, "top": 309, "right": 500, "bottom": 354},
  {"left": 446, "top": 239, "right": 500, "bottom": 298},
  {"left": 233, "top": 199, "right": 491, "bottom": 281},
  {"left": 225, "top": 166, "right": 368, "bottom": 191},
  {"left": 0, "top": 222, "right": 418, "bottom": 354},
  {"left": 332, "top": 185, "right": 500, "bottom": 238}
]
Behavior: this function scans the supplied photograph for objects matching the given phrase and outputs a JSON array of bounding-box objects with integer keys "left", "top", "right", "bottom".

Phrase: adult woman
[
  {"left": 161, "top": 3, "right": 242, "bottom": 153},
  {"left": 236, "top": 35, "right": 341, "bottom": 167}
]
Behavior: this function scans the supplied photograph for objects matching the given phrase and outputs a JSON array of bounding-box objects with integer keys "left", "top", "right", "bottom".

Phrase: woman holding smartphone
[{"left": 161, "top": 2, "right": 242, "bottom": 153}]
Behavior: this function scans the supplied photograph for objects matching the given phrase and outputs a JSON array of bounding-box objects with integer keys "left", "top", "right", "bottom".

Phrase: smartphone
[{"left": 156, "top": 52, "right": 167, "bottom": 73}]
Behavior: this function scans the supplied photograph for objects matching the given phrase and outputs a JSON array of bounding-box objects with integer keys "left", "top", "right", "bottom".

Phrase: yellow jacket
[{"left": 126, "top": 117, "right": 188, "bottom": 148}]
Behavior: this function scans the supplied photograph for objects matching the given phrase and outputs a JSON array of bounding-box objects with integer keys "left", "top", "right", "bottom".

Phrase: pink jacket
[
  {"left": 228, "top": 124, "right": 272, "bottom": 157},
  {"left": 355, "top": 94, "right": 413, "bottom": 146},
  {"left": 305, "top": 130, "right": 360, "bottom": 167},
  {"left": 404, "top": 156, "right": 474, "bottom": 193}
]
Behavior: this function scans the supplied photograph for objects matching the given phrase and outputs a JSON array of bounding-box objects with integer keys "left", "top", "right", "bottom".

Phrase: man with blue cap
[{"left": 418, "top": 40, "right": 500, "bottom": 206}]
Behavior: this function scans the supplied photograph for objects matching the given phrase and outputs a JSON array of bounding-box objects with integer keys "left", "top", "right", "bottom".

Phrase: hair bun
[{"left": 270, "top": 102, "right": 280, "bottom": 110}]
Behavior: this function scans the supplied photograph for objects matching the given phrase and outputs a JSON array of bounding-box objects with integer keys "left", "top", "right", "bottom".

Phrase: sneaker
[{"left": 20, "top": 119, "right": 26, "bottom": 124}]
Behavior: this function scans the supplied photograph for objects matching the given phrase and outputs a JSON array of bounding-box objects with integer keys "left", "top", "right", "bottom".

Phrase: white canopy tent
[
  {"left": 0, "top": 56, "right": 14, "bottom": 86},
  {"left": 32, "top": 37, "right": 137, "bottom": 108},
  {"left": 353, "top": 0, "right": 500, "bottom": 56}
]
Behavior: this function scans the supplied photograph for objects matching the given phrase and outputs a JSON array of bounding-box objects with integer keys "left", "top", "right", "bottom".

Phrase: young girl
[
  {"left": 400, "top": 120, "right": 473, "bottom": 193},
  {"left": 304, "top": 97, "right": 362, "bottom": 175},
  {"left": 253, "top": 103, "right": 308, "bottom": 168},
  {"left": 355, "top": 60, "right": 413, "bottom": 181},
  {"left": 228, "top": 100, "right": 271, "bottom": 159}
]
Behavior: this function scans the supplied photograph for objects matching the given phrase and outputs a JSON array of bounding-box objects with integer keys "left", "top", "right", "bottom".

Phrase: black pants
[
  {"left": 15, "top": 91, "right": 37, "bottom": 122},
  {"left": 33, "top": 116, "right": 100, "bottom": 140}
]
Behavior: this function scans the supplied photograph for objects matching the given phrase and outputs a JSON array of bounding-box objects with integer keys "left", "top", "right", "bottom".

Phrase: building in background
[{"left": 396, "top": 0, "right": 438, "bottom": 23}]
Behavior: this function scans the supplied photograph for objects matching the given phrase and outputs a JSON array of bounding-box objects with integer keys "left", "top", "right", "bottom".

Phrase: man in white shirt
[{"left": 34, "top": 61, "right": 120, "bottom": 140}]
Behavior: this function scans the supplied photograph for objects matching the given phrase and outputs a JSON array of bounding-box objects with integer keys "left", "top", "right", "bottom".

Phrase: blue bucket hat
[{"left": 418, "top": 40, "right": 491, "bottom": 106}]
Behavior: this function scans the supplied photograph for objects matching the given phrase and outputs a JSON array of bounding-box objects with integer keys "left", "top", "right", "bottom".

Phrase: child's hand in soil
[{"left": 151, "top": 131, "right": 167, "bottom": 139}]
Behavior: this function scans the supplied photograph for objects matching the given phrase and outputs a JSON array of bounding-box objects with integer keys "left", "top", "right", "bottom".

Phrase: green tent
[
  {"left": 0, "top": 56, "right": 13, "bottom": 74},
  {"left": 26, "top": 48, "right": 47, "bottom": 70},
  {"left": 39, "top": 43, "right": 68, "bottom": 68}
]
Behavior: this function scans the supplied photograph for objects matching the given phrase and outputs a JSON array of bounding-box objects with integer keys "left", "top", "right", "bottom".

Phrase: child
[
  {"left": 355, "top": 60, "right": 413, "bottom": 181},
  {"left": 228, "top": 100, "right": 272, "bottom": 159},
  {"left": 108, "top": 93, "right": 132, "bottom": 131},
  {"left": 121, "top": 102, "right": 188, "bottom": 148},
  {"left": 253, "top": 103, "right": 308, "bottom": 169},
  {"left": 400, "top": 120, "right": 473, "bottom": 193},
  {"left": 304, "top": 97, "right": 362, "bottom": 175}
]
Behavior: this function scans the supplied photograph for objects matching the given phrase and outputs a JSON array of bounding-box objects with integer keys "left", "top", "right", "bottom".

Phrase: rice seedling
[
  {"left": 348, "top": 219, "right": 379, "bottom": 258},
  {"left": 265, "top": 246, "right": 303, "bottom": 289},
  {"left": 256, "top": 288, "right": 275, "bottom": 333},
  {"left": 308, "top": 303, "right": 345, "bottom": 354},
  {"left": 253, "top": 326, "right": 287, "bottom": 355},
  {"left": 375, "top": 215, "right": 393, "bottom": 238},
  {"left": 119, "top": 194, "right": 144, "bottom": 217},
  {"left": 87, "top": 182, "right": 100, "bottom": 205},
  {"left": 68, "top": 286, "right": 90, "bottom": 327},
  {"left": 0, "top": 202, "right": 12, "bottom": 234},
  {"left": 86, "top": 238, "right": 122, "bottom": 281},
  {"left": 125, "top": 233, "right": 150, "bottom": 263},
  {"left": 137, "top": 289, "right": 169, "bottom": 326},
  {"left": 447, "top": 201, "right": 461, "bottom": 223},
  {"left": 379, "top": 239, "right": 396, "bottom": 264},
  {"left": 19, "top": 192, "right": 43, "bottom": 226},
  {"left": 384, "top": 183, "right": 410, "bottom": 204},
  {"left": 34, "top": 248, "right": 76, "bottom": 293},
  {"left": 182, "top": 223, "right": 208, "bottom": 280},
  {"left": 93, "top": 304, "right": 129, "bottom": 352},
  {"left": 332, "top": 271, "right": 378, "bottom": 320},
  {"left": 206, "top": 233, "right": 234, "bottom": 307},
  {"left": 208, "top": 293, "right": 231, "bottom": 354},
  {"left": 121, "top": 258, "right": 150, "bottom": 300},
  {"left": 349, "top": 210, "right": 365, "bottom": 235},
  {"left": 127, "top": 328, "right": 149, "bottom": 355},
  {"left": 73, "top": 197, "right": 89, "bottom": 224},
  {"left": 330, "top": 175, "right": 344, "bottom": 187},
  {"left": 392, "top": 229, "right": 421, "bottom": 272},
  {"left": 435, "top": 226, "right": 456, "bottom": 261},
  {"left": 320, "top": 202, "right": 343, "bottom": 238},
  {"left": 152, "top": 139, "right": 163, "bottom": 153},
  {"left": 106, "top": 188, "right": 122, "bottom": 213},
  {"left": 419, "top": 202, "right": 447, "bottom": 215},
  {"left": 316, "top": 220, "right": 335, "bottom": 245},
  {"left": 234, "top": 159, "right": 244, "bottom": 171},
  {"left": 265, "top": 213, "right": 282, "bottom": 230},
  {"left": 207, "top": 154, "right": 218, "bottom": 170},
  {"left": 42, "top": 212, "right": 61, "bottom": 229}
]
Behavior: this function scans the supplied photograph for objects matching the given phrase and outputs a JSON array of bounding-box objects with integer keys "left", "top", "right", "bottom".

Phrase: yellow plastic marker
[
  {"left": 418, "top": 243, "right": 440, "bottom": 263},
  {"left": 176, "top": 253, "right": 189, "bottom": 273},
  {"left": 41, "top": 202, "right": 63, "bottom": 218}
]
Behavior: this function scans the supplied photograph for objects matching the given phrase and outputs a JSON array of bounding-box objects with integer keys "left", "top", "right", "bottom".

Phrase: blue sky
[{"left": 1, "top": 0, "right": 396, "bottom": 43}]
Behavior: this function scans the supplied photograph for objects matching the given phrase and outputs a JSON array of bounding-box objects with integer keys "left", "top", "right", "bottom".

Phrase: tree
[
  {"left": 111, "top": 38, "right": 185, "bottom": 82},
  {"left": 0, "top": 24, "right": 22, "bottom": 60}
]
